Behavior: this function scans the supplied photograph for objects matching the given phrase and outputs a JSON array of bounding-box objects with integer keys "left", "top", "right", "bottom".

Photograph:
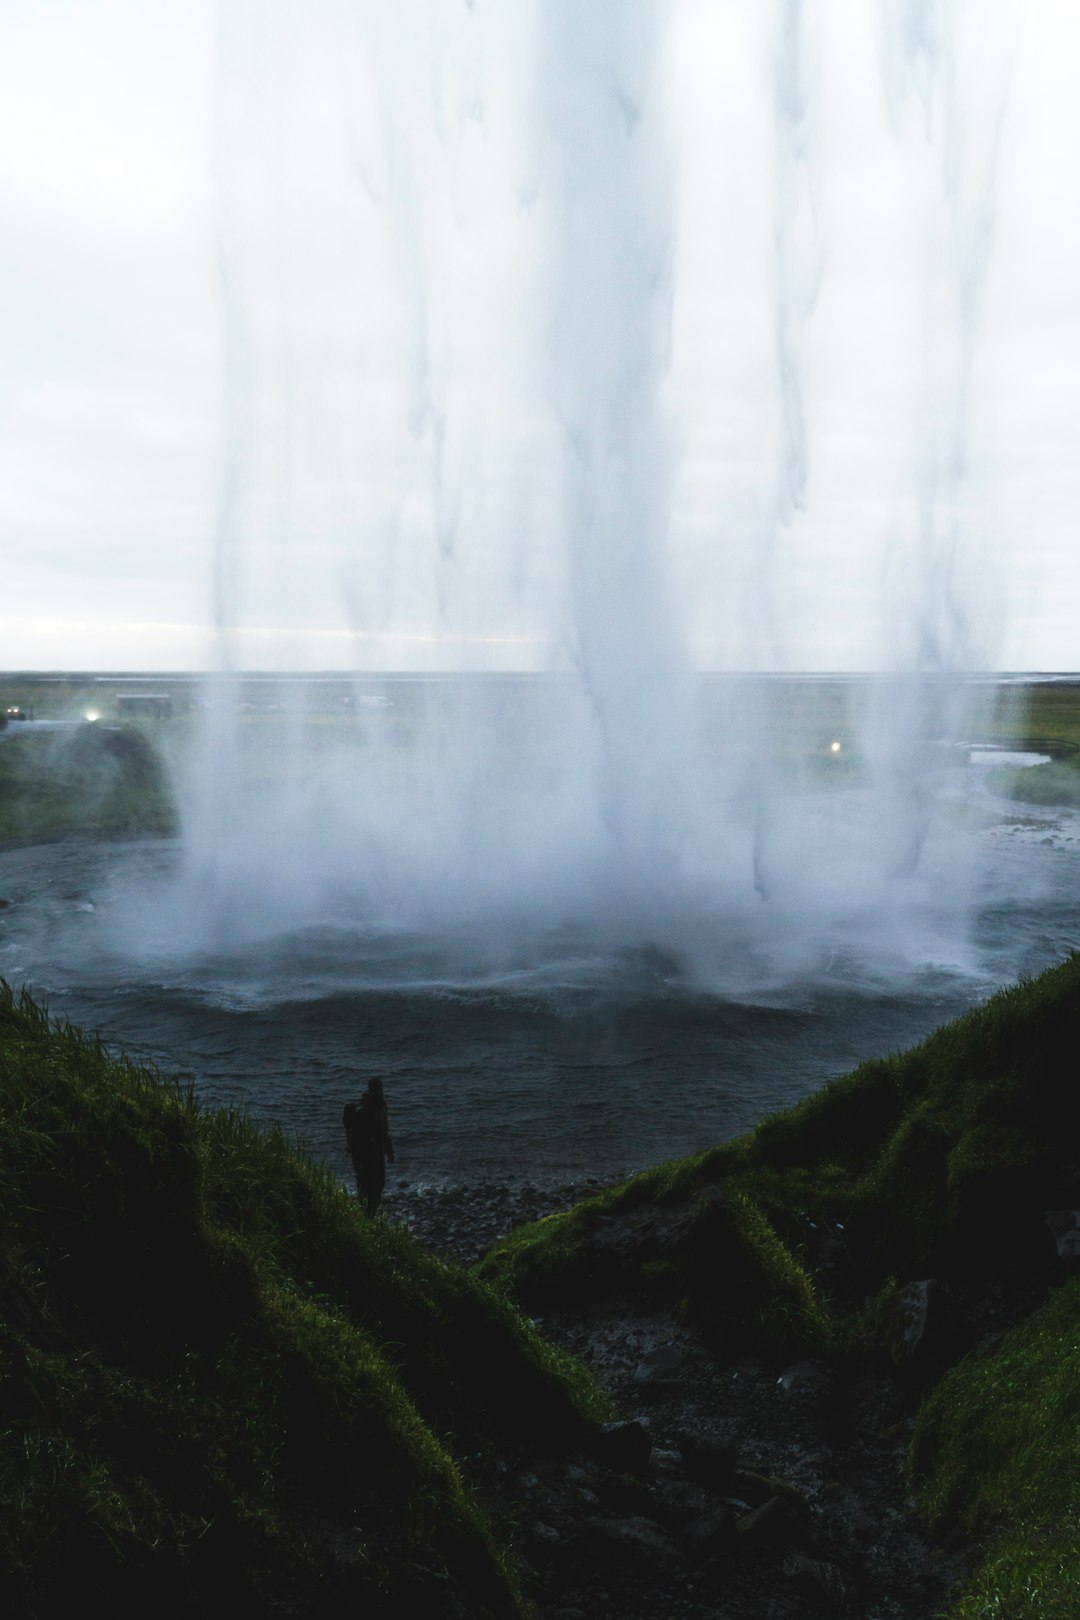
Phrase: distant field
[
  {"left": 989, "top": 680, "right": 1080, "bottom": 751},
  {"left": 2, "top": 675, "right": 1079, "bottom": 840},
  {"left": 3, "top": 671, "right": 1079, "bottom": 741},
  {"left": 0, "top": 723, "right": 175, "bottom": 843}
]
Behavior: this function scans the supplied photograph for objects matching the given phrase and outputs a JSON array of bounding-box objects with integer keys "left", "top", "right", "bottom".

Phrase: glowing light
[
  {"left": 84, "top": 710, "right": 100, "bottom": 723},
  {"left": 830, "top": 740, "right": 841, "bottom": 754}
]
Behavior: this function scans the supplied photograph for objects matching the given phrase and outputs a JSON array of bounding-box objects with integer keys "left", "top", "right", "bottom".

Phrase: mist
[{"left": 87, "top": 0, "right": 1034, "bottom": 1002}]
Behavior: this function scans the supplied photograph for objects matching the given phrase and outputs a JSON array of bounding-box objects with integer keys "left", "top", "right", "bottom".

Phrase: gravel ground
[{"left": 376, "top": 1177, "right": 977, "bottom": 1620}]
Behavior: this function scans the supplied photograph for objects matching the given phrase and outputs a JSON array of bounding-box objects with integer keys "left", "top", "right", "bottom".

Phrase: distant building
[{"left": 116, "top": 693, "right": 172, "bottom": 720}]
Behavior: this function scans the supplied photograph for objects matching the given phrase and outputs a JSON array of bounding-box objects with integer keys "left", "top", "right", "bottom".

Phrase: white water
[
  {"left": 122, "top": 2, "right": 1016, "bottom": 1010},
  {"left": 1, "top": 749, "right": 1078, "bottom": 1181}
]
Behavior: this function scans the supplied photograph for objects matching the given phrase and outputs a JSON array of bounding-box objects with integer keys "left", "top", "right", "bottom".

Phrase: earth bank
[{"left": 5, "top": 955, "right": 1080, "bottom": 1617}]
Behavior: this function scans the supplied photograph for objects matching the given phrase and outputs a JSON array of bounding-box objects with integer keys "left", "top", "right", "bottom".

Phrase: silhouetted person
[{"left": 343, "top": 1078, "right": 394, "bottom": 1215}]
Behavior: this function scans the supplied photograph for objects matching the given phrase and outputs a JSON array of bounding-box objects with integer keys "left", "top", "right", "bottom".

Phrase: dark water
[{"left": 2, "top": 783, "right": 1079, "bottom": 1189}]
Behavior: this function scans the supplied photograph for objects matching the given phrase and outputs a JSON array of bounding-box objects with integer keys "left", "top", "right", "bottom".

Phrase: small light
[
  {"left": 84, "top": 710, "right": 100, "bottom": 723},
  {"left": 830, "top": 740, "right": 841, "bottom": 754}
]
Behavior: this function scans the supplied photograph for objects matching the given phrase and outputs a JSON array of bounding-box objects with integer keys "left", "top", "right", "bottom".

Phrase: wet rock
[
  {"left": 594, "top": 1420, "right": 652, "bottom": 1475},
  {"left": 736, "top": 1496, "right": 807, "bottom": 1555},
  {"left": 729, "top": 1468, "right": 788, "bottom": 1510},
  {"left": 880, "top": 1279, "right": 955, "bottom": 1377},
  {"left": 778, "top": 1359, "right": 828, "bottom": 1394},
  {"left": 1045, "top": 1209, "right": 1080, "bottom": 1262},
  {"left": 529, "top": 1520, "right": 562, "bottom": 1548},
  {"left": 593, "top": 1471, "right": 653, "bottom": 1517},
  {"left": 650, "top": 1477, "right": 722, "bottom": 1534},
  {"left": 633, "top": 1341, "right": 698, "bottom": 1393},
  {"left": 676, "top": 1431, "right": 737, "bottom": 1492},
  {"left": 681, "top": 1504, "right": 737, "bottom": 1563},
  {"left": 576, "top": 1515, "right": 686, "bottom": 1573},
  {"left": 783, "top": 1550, "right": 853, "bottom": 1602}
]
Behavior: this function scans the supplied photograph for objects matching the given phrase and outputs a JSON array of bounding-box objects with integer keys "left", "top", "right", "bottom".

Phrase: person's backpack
[
  {"left": 344, "top": 1094, "right": 381, "bottom": 1155},
  {"left": 343, "top": 1099, "right": 366, "bottom": 1154}
]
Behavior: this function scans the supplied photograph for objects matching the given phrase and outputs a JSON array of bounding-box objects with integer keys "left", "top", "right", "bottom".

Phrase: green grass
[
  {"left": 988, "top": 682, "right": 1080, "bottom": 752},
  {"left": 0, "top": 982, "right": 611, "bottom": 1618},
  {"left": 480, "top": 956, "right": 1080, "bottom": 1617},
  {"left": 484, "top": 958, "right": 1080, "bottom": 1322},
  {"left": 983, "top": 757, "right": 1080, "bottom": 808},
  {"left": 912, "top": 1277, "right": 1080, "bottom": 1618},
  {"left": 478, "top": 1149, "right": 836, "bottom": 1356},
  {"left": 0, "top": 724, "right": 176, "bottom": 843}
]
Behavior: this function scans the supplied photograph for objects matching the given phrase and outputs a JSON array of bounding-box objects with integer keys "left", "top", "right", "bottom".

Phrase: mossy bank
[
  {"left": 482, "top": 955, "right": 1080, "bottom": 1618},
  {"left": 0, "top": 983, "right": 609, "bottom": 1619},
  {"left": 5, "top": 956, "right": 1080, "bottom": 1617}
]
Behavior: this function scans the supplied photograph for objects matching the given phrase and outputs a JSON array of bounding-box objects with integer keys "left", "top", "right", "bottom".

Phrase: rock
[
  {"left": 681, "top": 1504, "right": 738, "bottom": 1562},
  {"left": 594, "top": 1420, "right": 652, "bottom": 1475},
  {"left": 576, "top": 1515, "right": 686, "bottom": 1573},
  {"left": 736, "top": 1496, "right": 807, "bottom": 1555},
  {"left": 650, "top": 1478, "right": 721, "bottom": 1533},
  {"left": 783, "top": 1550, "right": 852, "bottom": 1601},
  {"left": 1045, "top": 1209, "right": 1080, "bottom": 1262},
  {"left": 880, "top": 1279, "right": 955, "bottom": 1377},
  {"left": 593, "top": 1472, "right": 653, "bottom": 1517},
  {"left": 778, "top": 1359, "right": 828, "bottom": 1394},
  {"left": 676, "top": 1431, "right": 737, "bottom": 1492},
  {"left": 729, "top": 1468, "right": 786, "bottom": 1509},
  {"left": 633, "top": 1341, "right": 697, "bottom": 1393},
  {"left": 529, "top": 1520, "right": 563, "bottom": 1547}
]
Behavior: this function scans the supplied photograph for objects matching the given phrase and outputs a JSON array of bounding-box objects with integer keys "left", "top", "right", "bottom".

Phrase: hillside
[
  {"left": 482, "top": 955, "right": 1080, "bottom": 1618},
  {"left": 5, "top": 955, "right": 1080, "bottom": 1617},
  {"left": 0, "top": 982, "right": 607, "bottom": 1618}
]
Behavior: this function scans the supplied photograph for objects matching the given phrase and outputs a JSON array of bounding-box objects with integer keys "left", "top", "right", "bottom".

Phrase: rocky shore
[{"left": 383, "top": 1178, "right": 983, "bottom": 1619}]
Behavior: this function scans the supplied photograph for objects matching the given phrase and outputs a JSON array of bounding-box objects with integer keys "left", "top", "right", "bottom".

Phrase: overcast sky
[{"left": 1, "top": 0, "right": 1077, "bottom": 673}]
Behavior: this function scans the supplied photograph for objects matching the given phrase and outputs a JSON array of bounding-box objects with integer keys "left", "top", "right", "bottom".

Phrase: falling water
[{"left": 145, "top": 0, "right": 1024, "bottom": 999}]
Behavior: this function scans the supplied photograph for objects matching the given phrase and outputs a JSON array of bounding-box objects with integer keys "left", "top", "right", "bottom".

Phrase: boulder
[
  {"left": 1044, "top": 1209, "right": 1080, "bottom": 1263},
  {"left": 879, "top": 1278, "right": 956, "bottom": 1378},
  {"left": 594, "top": 1420, "right": 652, "bottom": 1475},
  {"left": 576, "top": 1515, "right": 686, "bottom": 1573},
  {"left": 736, "top": 1495, "right": 807, "bottom": 1555},
  {"left": 675, "top": 1430, "right": 737, "bottom": 1492}
]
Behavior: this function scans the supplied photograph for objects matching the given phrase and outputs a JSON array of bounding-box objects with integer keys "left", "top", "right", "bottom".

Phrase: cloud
[{"left": 1, "top": 0, "right": 1078, "bottom": 672}]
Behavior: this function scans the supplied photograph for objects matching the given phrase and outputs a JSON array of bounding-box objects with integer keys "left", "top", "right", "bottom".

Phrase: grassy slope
[
  {"left": 481, "top": 954, "right": 1080, "bottom": 1617},
  {"left": 982, "top": 680, "right": 1080, "bottom": 806},
  {"left": 913, "top": 1277, "right": 1080, "bottom": 1618},
  {"left": 0, "top": 725, "right": 176, "bottom": 842},
  {"left": 0, "top": 983, "right": 610, "bottom": 1619}
]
